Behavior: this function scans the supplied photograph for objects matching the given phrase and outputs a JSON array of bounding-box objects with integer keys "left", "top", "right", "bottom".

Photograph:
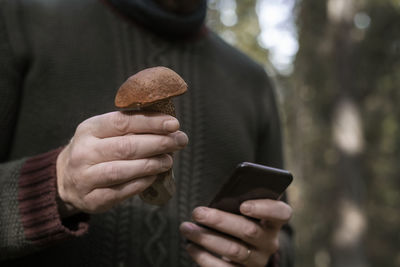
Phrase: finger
[
  {"left": 83, "top": 175, "right": 157, "bottom": 213},
  {"left": 240, "top": 199, "right": 292, "bottom": 227},
  {"left": 185, "top": 243, "right": 236, "bottom": 267},
  {"left": 191, "top": 207, "right": 272, "bottom": 249},
  {"left": 180, "top": 222, "right": 257, "bottom": 265},
  {"left": 85, "top": 154, "right": 173, "bottom": 188},
  {"left": 91, "top": 131, "right": 188, "bottom": 162},
  {"left": 80, "top": 111, "right": 180, "bottom": 138}
]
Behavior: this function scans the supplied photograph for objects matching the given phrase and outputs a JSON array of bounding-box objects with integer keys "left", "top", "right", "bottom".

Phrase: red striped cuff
[{"left": 18, "top": 147, "right": 89, "bottom": 246}]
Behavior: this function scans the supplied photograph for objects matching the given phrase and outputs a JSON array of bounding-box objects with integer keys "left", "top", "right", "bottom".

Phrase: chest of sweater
[
  {"left": 9, "top": 3, "right": 260, "bottom": 179},
  {"left": 6, "top": 2, "right": 267, "bottom": 266}
]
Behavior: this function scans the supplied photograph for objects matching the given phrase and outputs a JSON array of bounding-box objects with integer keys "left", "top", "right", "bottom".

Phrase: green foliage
[{"left": 206, "top": 0, "right": 269, "bottom": 66}]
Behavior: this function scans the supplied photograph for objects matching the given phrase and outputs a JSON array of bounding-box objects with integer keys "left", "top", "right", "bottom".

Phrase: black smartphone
[{"left": 209, "top": 162, "right": 293, "bottom": 215}]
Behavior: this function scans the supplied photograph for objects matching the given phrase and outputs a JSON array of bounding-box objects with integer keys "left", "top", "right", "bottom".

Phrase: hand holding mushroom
[{"left": 56, "top": 67, "right": 188, "bottom": 215}]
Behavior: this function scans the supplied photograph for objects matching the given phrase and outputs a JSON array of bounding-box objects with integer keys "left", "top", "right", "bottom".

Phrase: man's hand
[
  {"left": 56, "top": 111, "right": 188, "bottom": 215},
  {"left": 180, "top": 199, "right": 292, "bottom": 267}
]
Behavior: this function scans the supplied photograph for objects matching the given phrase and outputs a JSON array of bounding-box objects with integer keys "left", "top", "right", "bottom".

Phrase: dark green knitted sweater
[{"left": 0, "top": 0, "right": 293, "bottom": 266}]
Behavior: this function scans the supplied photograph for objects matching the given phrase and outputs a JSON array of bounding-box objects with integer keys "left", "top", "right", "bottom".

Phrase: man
[{"left": 0, "top": 0, "right": 294, "bottom": 266}]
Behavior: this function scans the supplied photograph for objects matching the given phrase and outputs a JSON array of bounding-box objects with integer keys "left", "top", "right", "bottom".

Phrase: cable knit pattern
[
  {"left": 18, "top": 148, "right": 89, "bottom": 245},
  {"left": 187, "top": 46, "right": 205, "bottom": 213},
  {"left": 174, "top": 45, "right": 204, "bottom": 267}
]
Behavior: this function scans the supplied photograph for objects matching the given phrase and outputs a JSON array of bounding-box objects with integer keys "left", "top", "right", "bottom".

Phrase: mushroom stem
[{"left": 138, "top": 98, "right": 176, "bottom": 205}]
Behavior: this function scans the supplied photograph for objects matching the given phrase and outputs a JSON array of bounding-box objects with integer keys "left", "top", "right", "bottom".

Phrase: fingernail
[
  {"left": 174, "top": 132, "right": 188, "bottom": 147},
  {"left": 240, "top": 203, "right": 252, "bottom": 214},
  {"left": 163, "top": 119, "right": 179, "bottom": 132}
]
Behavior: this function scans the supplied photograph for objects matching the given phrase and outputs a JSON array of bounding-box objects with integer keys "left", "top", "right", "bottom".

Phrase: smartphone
[{"left": 208, "top": 162, "right": 293, "bottom": 215}]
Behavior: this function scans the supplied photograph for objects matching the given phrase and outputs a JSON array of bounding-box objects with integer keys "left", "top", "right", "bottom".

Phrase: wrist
[
  {"left": 56, "top": 147, "right": 80, "bottom": 218},
  {"left": 18, "top": 147, "right": 89, "bottom": 244},
  {"left": 56, "top": 193, "right": 80, "bottom": 218}
]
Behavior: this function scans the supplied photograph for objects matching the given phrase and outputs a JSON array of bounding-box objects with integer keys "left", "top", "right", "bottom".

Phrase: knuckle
[
  {"left": 191, "top": 208, "right": 202, "bottom": 220},
  {"left": 128, "top": 138, "right": 139, "bottom": 158},
  {"left": 226, "top": 243, "right": 242, "bottom": 260},
  {"left": 243, "top": 224, "right": 259, "bottom": 240},
  {"left": 112, "top": 112, "right": 130, "bottom": 133},
  {"left": 116, "top": 137, "right": 137, "bottom": 159},
  {"left": 159, "top": 136, "right": 173, "bottom": 151},
  {"left": 103, "top": 164, "right": 121, "bottom": 184},
  {"left": 69, "top": 173, "right": 82, "bottom": 190},
  {"left": 69, "top": 146, "right": 87, "bottom": 166},
  {"left": 142, "top": 158, "right": 158, "bottom": 173},
  {"left": 208, "top": 209, "right": 221, "bottom": 225},
  {"left": 192, "top": 207, "right": 213, "bottom": 223}
]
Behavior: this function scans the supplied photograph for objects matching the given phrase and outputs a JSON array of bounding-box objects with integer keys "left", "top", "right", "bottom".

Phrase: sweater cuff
[{"left": 18, "top": 148, "right": 89, "bottom": 246}]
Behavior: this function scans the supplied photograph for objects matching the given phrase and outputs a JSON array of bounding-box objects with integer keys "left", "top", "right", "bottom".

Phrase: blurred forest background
[{"left": 206, "top": 0, "right": 400, "bottom": 267}]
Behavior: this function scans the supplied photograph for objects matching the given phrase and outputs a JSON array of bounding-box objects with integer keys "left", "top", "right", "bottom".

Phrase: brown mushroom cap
[{"left": 114, "top": 66, "right": 187, "bottom": 110}]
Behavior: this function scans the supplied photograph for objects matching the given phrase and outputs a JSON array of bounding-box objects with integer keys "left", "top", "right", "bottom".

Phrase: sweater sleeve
[
  {"left": 18, "top": 148, "right": 89, "bottom": 245},
  {"left": 255, "top": 74, "right": 295, "bottom": 267},
  {"left": 0, "top": 150, "right": 90, "bottom": 261},
  {"left": 0, "top": 3, "right": 89, "bottom": 261}
]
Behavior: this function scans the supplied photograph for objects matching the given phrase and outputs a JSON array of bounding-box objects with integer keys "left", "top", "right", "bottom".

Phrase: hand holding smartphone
[{"left": 209, "top": 162, "right": 293, "bottom": 215}]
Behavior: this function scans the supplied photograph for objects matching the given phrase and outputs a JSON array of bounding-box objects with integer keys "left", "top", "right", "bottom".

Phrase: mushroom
[{"left": 114, "top": 66, "right": 187, "bottom": 205}]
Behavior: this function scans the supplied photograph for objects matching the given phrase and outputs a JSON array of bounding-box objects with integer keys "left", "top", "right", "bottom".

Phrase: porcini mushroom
[{"left": 114, "top": 66, "right": 187, "bottom": 205}]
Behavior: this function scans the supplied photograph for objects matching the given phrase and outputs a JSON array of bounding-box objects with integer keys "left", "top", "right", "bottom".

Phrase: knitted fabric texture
[{"left": 0, "top": 0, "right": 293, "bottom": 266}]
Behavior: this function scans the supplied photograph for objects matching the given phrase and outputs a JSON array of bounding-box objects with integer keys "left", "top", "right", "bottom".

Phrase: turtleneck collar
[{"left": 106, "top": 0, "right": 207, "bottom": 38}]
